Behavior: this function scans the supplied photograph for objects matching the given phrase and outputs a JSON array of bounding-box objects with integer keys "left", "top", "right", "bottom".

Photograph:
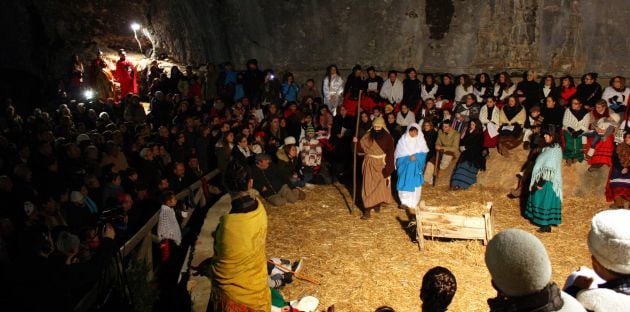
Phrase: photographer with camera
[{"left": 11, "top": 223, "right": 116, "bottom": 311}]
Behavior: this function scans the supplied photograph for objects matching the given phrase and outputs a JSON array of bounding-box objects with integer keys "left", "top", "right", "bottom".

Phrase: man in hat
[
  {"left": 564, "top": 209, "right": 630, "bottom": 311},
  {"left": 485, "top": 229, "right": 585, "bottom": 311},
  {"left": 250, "top": 153, "right": 301, "bottom": 206},
  {"left": 353, "top": 116, "right": 395, "bottom": 219},
  {"left": 114, "top": 49, "right": 137, "bottom": 99}
]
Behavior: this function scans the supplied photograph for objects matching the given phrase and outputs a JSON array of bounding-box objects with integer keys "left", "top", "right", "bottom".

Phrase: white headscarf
[{"left": 394, "top": 123, "right": 429, "bottom": 159}]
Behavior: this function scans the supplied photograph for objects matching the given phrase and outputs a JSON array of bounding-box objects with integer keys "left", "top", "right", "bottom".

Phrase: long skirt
[
  {"left": 605, "top": 167, "right": 630, "bottom": 202},
  {"left": 563, "top": 131, "right": 584, "bottom": 161},
  {"left": 450, "top": 161, "right": 479, "bottom": 189},
  {"left": 399, "top": 186, "right": 422, "bottom": 209},
  {"left": 586, "top": 136, "right": 614, "bottom": 167},
  {"left": 483, "top": 130, "right": 499, "bottom": 148},
  {"left": 524, "top": 181, "right": 562, "bottom": 226}
]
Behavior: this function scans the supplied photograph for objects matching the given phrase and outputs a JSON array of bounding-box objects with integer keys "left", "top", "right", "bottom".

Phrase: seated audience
[
  {"left": 485, "top": 229, "right": 585, "bottom": 311},
  {"left": 606, "top": 132, "right": 630, "bottom": 208},
  {"left": 250, "top": 153, "right": 301, "bottom": 206},
  {"left": 420, "top": 266, "right": 457, "bottom": 312},
  {"left": 562, "top": 98, "right": 590, "bottom": 165},
  {"left": 450, "top": 119, "right": 485, "bottom": 190},
  {"left": 498, "top": 95, "right": 526, "bottom": 155},
  {"left": 434, "top": 121, "right": 460, "bottom": 171},
  {"left": 564, "top": 209, "right": 630, "bottom": 311},
  {"left": 584, "top": 99, "right": 619, "bottom": 171}
]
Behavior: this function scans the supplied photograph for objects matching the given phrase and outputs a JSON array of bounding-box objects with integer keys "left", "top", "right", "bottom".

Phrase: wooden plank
[
  {"left": 121, "top": 212, "right": 159, "bottom": 257},
  {"left": 419, "top": 224, "right": 486, "bottom": 240},
  {"left": 419, "top": 211, "right": 485, "bottom": 228},
  {"left": 416, "top": 205, "right": 424, "bottom": 251}
]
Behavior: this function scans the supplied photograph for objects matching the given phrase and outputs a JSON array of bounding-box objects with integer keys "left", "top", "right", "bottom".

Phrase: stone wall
[
  {"left": 154, "top": 0, "right": 630, "bottom": 78},
  {"left": 2, "top": 0, "right": 629, "bottom": 89}
]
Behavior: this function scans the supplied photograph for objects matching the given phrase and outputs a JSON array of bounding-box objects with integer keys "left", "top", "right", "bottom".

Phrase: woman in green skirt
[{"left": 525, "top": 125, "right": 563, "bottom": 233}]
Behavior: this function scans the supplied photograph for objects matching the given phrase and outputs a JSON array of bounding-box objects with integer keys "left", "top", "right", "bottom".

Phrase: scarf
[
  {"left": 488, "top": 283, "right": 564, "bottom": 312},
  {"left": 592, "top": 107, "right": 610, "bottom": 120},
  {"left": 529, "top": 145, "right": 563, "bottom": 199},
  {"left": 487, "top": 106, "right": 495, "bottom": 118},
  {"left": 541, "top": 105, "right": 564, "bottom": 126},
  {"left": 616, "top": 143, "right": 630, "bottom": 168},
  {"left": 503, "top": 104, "right": 523, "bottom": 121},
  {"left": 425, "top": 83, "right": 435, "bottom": 93},
  {"left": 394, "top": 123, "right": 429, "bottom": 159},
  {"left": 569, "top": 107, "right": 588, "bottom": 120}
]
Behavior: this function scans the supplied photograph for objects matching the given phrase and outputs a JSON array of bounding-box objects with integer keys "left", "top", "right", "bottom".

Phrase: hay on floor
[{"left": 264, "top": 148, "right": 609, "bottom": 311}]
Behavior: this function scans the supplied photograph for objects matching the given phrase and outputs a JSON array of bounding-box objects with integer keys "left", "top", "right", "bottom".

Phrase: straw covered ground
[{"left": 264, "top": 149, "right": 610, "bottom": 311}]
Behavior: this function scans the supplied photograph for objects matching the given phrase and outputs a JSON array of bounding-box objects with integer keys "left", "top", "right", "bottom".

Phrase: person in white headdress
[{"left": 394, "top": 122, "right": 429, "bottom": 212}]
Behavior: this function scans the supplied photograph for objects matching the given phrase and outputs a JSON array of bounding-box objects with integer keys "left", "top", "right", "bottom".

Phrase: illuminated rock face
[
  {"left": 2, "top": 0, "right": 630, "bottom": 84},
  {"left": 152, "top": 0, "right": 630, "bottom": 77}
]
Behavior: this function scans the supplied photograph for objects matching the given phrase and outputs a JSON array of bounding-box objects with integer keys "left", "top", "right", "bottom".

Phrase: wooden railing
[{"left": 74, "top": 169, "right": 221, "bottom": 312}]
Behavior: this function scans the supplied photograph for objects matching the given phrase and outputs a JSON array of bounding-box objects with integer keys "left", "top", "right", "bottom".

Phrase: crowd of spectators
[{"left": 1, "top": 47, "right": 630, "bottom": 311}]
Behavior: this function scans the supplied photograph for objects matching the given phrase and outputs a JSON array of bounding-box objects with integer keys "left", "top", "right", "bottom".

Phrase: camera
[{"left": 98, "top": 207, "right": 126, "bottom": 236}]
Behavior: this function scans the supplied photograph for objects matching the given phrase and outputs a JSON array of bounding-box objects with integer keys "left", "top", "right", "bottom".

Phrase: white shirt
[
  {"left": 158, "top": 204, "right": 182, "bottom": 245},
  {"left": 380, "top": 79, "right": 404, "bottom": 104},
  {"left": 455, "top": 85, "right": 474, "bottom": 103}
]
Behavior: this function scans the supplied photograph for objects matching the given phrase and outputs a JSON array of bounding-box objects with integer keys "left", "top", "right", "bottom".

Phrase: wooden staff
[
  {"left": 433, "top": 150, "right": 442, "bottom": 187},
  {"left": 352, "top": 90, "right": 363, "bottom": 213},
  {"left": 267, "top": 260, "right": 320, "bottom": 285}
]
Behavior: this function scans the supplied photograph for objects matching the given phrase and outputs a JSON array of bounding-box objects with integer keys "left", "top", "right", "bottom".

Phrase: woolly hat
[
  {"left": 56, "top": 231, "right": 80, "bottom": 255},
  {"left": 76, "top": 133, "right": 91, "bottom": 144},
  {"left": 588, "top": 209, "right": 630, "bottom": 274},
  {"left": 255, "top": 153, "right": 271, "bottom": 162},
  {"left": 372, "top": 117, "right": 386, "bottom": 128},
  {"left": 70, "top": 191, "right": 84, "bottom": 204},
  {"left": 306, "top": 125, "right": 315, "bottom": 135},
  {"left": 284, "top": 136, "right": 296, "bottom": 146},
  {"left": 485, "top": 229, "right": 552, "bottom": 297}
]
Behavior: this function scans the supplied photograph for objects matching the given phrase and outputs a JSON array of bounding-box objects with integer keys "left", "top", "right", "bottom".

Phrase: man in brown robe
[{"left": 354, "top": 116, "right": 395, "bottom": 219}]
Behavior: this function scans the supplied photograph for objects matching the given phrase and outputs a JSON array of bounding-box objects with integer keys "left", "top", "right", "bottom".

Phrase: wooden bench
[{"left": 415, "top": 201, "right": 494, "bottom": 251}]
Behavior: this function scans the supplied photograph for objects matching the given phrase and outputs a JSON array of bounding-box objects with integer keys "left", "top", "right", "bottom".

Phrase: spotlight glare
[
  {"left": 131, "top": 23, "right": 141, "bottom": 31},
  {"left": 84, "top": 89, "right": 94, "bottom": 100}
]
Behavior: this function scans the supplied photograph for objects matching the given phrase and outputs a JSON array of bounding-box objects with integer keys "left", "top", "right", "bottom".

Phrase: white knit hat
[
  {"left": 485, "top": 229, "right": 552, "bottom": 297},
  {"left": 284, "top": 136, "right": 296, "bottom": 146},
  {"left": 588, "top": 209, "right": 630, "bottom": 274}
]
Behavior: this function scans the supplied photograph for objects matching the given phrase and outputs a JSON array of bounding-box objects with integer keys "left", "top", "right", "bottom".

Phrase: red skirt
[
  {"left": 343, "top": 94, "right": 378, "bottom": 116},
  {"left": 585, "top": 136, "right": 614, "bottom": 167},
  {"left": 484, "top": 130, "right": 499, "bottom": 148}
]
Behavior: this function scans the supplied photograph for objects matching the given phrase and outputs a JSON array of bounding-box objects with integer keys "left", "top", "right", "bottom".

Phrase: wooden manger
[{"left": 415, "top": 200, "right": 494, "bottom": 251}]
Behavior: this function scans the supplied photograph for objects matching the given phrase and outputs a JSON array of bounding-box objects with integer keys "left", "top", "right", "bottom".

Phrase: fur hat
[
  {"left": 372, "top": 117, "right": 386, "bottom": 128},
  {"left": 588, "top": 209, "right": 630, "bottom": 274},
  {"left": 384, "top": 104, "right": 394, "bottom": 113},
  {"left": 485, "top": 229, "right": 552, "bottom": 297},
  {"left": 284, "top": 136, "right": 296, "bottom": 146},
  {"left": 56, "top": 231, "right": 80, "bottom": 255}
]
